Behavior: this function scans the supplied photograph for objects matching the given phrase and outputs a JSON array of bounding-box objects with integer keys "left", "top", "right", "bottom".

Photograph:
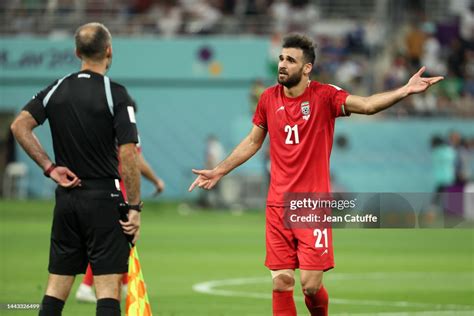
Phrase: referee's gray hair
[{"left": 75, "top": 22, "right": 112, "bottom": 61}]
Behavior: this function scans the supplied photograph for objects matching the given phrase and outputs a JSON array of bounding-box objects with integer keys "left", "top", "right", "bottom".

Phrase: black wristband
[
  {"left": 43, "top": 163, "right": 57, "bottom": 178},
  {"left": 128, "top": 201, "right": 143, "bottom": 212}
]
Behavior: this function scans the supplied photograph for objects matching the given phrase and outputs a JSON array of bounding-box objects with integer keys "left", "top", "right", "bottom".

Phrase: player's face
[{"left": 278, "top": 48, "right": 306, "bottom": 88}]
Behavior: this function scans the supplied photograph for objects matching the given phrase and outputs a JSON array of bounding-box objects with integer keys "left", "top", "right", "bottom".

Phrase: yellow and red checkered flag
[{"left": 126, "top": 246, "right": 152, "bottom": 316}]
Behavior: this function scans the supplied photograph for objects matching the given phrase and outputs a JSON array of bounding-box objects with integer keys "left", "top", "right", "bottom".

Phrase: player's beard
[{"left": 277, "top": 66, "right": 304, "bottom": 88}]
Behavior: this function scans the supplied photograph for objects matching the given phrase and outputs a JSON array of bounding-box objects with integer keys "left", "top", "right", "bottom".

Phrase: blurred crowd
[
  {"left": 431, "top": 130, "right": 473, "bottom": 194},
  {"left": 3, "top": 0, "right": 354, "bottom": 36},
  {"left": 381, "top": 4, "right": 474, "bottom": 117},
  {"left": 2, "top": 0, "right": 473, "bottom": 117},
  {"left": 3, "top": 0, "right": 304, "bottom": 36}
]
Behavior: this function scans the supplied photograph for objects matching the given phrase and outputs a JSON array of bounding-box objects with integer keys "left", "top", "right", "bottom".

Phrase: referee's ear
[
  {"left": 75, "top": 49, "right": 82, "bottom": 60},
  {"left": 106, "top": 46, "right": 112, "bottom": 59}
]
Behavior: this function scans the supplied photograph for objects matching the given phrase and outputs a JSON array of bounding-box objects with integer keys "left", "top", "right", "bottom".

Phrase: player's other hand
[
  {"left": 153, "top": 178, "right": 165, "bottom": 196},
  {"left": 405, "top": 66, "right": 444, "bottom": 95},
  {"left": 50, "top": 166, "right": 81, "bottom": 188},
  {"left": 188, "top": 168, "right": 223, "bottom": 192},
  {"left": 120, "top": 209, "right": 141, "bottom": 245}
]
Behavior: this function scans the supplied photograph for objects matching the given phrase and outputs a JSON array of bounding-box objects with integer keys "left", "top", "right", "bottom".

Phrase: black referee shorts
[{"left": 48, "top": 179, "right": 130, "bottom": 276}]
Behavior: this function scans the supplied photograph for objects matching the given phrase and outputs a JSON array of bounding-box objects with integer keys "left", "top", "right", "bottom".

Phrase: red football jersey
[{"left": 253, "top": 81, "right": 350, "bottom": 206}]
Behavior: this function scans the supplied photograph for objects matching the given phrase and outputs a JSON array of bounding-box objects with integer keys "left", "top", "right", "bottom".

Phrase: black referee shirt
[{"left": 23, "top": 70, "right": 138, "bottom": 179}]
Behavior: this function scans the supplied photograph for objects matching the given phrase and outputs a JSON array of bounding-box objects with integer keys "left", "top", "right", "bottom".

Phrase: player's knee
[
  {"left": 272, "top": 274, "right": 295, "bottom": 291},
  {"left": 301, "top": 271, "right": 323, "bottom": 296},
  {"left": 271, "top": 269, "right": 295, "bottom": 291},
  {"left": 302, "top": 284, "right": 322, "bottom": 297}
]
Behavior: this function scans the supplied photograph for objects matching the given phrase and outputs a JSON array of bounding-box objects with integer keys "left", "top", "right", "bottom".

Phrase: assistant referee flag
[{"left": 126, "top": 246, "right": 152, "bottom": 316}]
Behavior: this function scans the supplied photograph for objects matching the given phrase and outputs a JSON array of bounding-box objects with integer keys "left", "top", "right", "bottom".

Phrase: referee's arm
[
  {"left": 119, "top": 143, "right": 141, "bottom": 244},
  {"left": 10, "top": 111, "right": 81, "bottom": 188},
  {"left": 11, "top": 111, "right": 52, "bottom": 171},
  {"left": 119, "top": 143, "right": 140, "bottom": 205}
]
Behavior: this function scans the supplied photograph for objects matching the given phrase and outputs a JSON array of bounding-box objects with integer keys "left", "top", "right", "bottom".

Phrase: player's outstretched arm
[
  {"left": 189, "top": 125, "right": 267, "bottom": 192},
  {"left": 10, "top": 111, "right": 81, "bottom": 187},
  {"left": 345, "top": 66, "right": 444, "bottom": 115},
  {"left": 138, "top": 151, "right": 165, "bottom": 195}
]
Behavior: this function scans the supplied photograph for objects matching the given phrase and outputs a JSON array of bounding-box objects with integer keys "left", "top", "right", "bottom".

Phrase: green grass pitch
[{"left": 1, "top": 200, "right": 473, "bottom": 315}]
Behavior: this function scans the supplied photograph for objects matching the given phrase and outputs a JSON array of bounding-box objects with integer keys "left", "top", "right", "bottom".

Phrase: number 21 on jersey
[
  {"left": 314, "top": 228, "right": 328, "bottom": 248},
  {"left": 284, "top": 124, "right": 299, "bottom": 144}
]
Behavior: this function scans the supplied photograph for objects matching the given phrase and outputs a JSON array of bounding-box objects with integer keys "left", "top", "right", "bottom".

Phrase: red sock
[
  {"left": 83, "top": 264, "right": 93, "bottom": 286},
  {"left": 303, "top": 286, "right": 328, "bottom": 316},
  {"left": 122, "top": 272, "right": 128, "bottom": 285},
  {"left": 272, "top": 290, "right": 297, "bottom": 316}
]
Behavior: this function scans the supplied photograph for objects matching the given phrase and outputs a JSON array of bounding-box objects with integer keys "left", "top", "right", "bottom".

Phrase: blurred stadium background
[{"left": 0, "top": 0, "right": 473, "bottom": 315}]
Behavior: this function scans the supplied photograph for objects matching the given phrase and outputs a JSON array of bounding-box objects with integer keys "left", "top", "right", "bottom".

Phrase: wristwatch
[{"left": 128, "top": 201, "right": 144, "bottom": 212}]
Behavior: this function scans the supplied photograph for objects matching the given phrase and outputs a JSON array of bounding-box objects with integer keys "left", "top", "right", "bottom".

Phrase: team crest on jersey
[{"left": 301, "top": 101, "right": 310, "bottom": 120}]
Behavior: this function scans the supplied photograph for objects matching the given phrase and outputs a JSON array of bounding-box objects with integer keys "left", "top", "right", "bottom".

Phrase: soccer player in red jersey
[{"left": 189, "top": 34, "right": 443, "bottom": 316}]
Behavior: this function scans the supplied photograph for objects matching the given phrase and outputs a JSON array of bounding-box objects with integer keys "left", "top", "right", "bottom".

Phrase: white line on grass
[{"left": 192, "top": 273, "right": 474, "bottom": 314}]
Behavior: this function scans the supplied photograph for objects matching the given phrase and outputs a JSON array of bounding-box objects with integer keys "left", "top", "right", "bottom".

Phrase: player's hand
[
  {"left": 405, "top": 66, "right": 444, "bottom": 95},
  {"left": 153, "top": 178, "right": 165, "bottom": 196},
  {"left": 50, "top": 166, "right": 81, "bottom": 188},
  {"left": 188, "top": 168, "right": 223, "bottom": 192},
  {"left": 119, "top": 209, "right": 141, "bottom": 244}
]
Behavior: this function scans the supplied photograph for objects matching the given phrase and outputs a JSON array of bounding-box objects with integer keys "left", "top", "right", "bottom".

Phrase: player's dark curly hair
[
  {"left": 282, "top": 34, "right": 316, "bottom": 65},
  {"left": 75, "top": 22, "right": 111, "bottom": 61}
]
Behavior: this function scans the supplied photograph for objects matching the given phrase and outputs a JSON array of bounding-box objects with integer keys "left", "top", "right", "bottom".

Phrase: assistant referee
[{"left": 10, "top": 22, "right": 141, "bottom": 316}]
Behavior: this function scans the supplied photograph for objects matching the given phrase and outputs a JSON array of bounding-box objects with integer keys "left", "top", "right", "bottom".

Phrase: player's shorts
[
  {"left": 265, "top": 205, "right": 334, "bottom": 271},
  {"left": 48, "top": 178, "right": 130, "bottom": 276}
]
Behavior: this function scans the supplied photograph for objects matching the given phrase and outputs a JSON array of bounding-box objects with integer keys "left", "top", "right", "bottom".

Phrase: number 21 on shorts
[
  {"left": 314, "top": 228, "right": 328, "bottom": 248},
  {"left": 285, "top": 124, "right": 299, "bottom": 144}
]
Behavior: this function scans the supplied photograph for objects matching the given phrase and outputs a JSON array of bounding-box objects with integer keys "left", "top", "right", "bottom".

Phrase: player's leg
[
  {"left": 84, "top": 264, "right": 94, "bottom": 286},
  {"left": 265, "top": 206, "right": 298, "bottom": 316},
  {"left": 300, "top": 270, "right": 328, "bottom": 316},
  {"left": 272, "top": 269, "right": 295, "bottom": 291},
  {"left": 294, "top": 227, "right": 334, "bottom": 316},
  {"left": 38, "top": 274, "right": 75, "bottom": 316},
  {"left": 271, "top": 269, "right": 297, "bottom": 316},
  {"left": 76, "top": 263, "right": 97, "bottom": 303},
  {"left": 121, "top": 273, "right": 129, "bottom": 297}
]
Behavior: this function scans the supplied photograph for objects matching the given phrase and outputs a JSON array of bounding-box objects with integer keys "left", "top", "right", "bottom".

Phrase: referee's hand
[
  {"left": 119, "top": 209, "right": 141, "bottom": 244},
  {"left": 50, "top": 166, "right": 81, "bottom": 188}
]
